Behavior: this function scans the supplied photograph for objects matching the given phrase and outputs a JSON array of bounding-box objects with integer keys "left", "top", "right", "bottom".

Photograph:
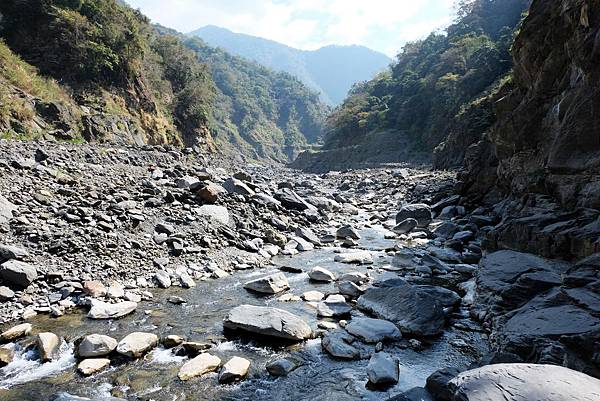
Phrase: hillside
[
  {"left": 294, "top": 0, "right": 530, "bottom": 171},
  {"left": 0, "top": 0, "right": 327, "bottom": 161},
  {"left": 189, "top": 25, "right": 391, "bottom": 105}
]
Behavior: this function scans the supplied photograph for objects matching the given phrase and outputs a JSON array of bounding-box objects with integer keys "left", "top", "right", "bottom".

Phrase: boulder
[
  {"left": 266, "top": 358, "right": 297, "bottom": 376},
  {"left": 302, "top": 290, "right": 324, "bottom": 302},
  {"left": 396, "top": 204, "right": 432, "bottom": 227},
  {"left": 37, "top": 332, "right": 61, "bottom": 362},
  {"left": 223, "top": 305, "right": 312, "bottom": 341},
  {"left": 367, "top": 352, "right": 399, "bottom": 385},
  {"left": 317, "top": 296, "right": 352, "bottom": 317},
  {"left": 0, "top": 346, "right": 14, "bottom": 366},
  {"left": 178, "top": 353, "right": 221, "bottom": 381},
  {"left": 0, "top": 244, "right": 29, "bottom": 261},
  {"left": 0, "top": 286, "right": 15, "bottom": 301},
  {"left": 336, "top": 225, "right": 361, "bottom": 240},
  {"left": 153, "top": 271, "right": 172, "bottom": 288},
  {"left": 77, "top": 358, "right": 110, "bottom": 376},
  {"left": 275, "top": 188, "right": 316, "bottom": 211},
  {"left": 334, "top": 251, "right": 373, "bottom": 265},
  {"left": 425, "top": 367, "right": 462, "bottom": 401},
  {"left": 116, "top": 332, "right": 158, "bottom": 358},
  {"left": 308, "top": 266, "right": 336, "bottom": 282},
  {"left": 345, "top": 318, "right": 402, "bottom": 343},
  {"left": 196, "top": 205, "right": 230, "bottom": 226},
  {"left": 448, "top": 364, "right": 600, "bottom": 401},
  {"left": 1, "top": 323, "right": 32, "bottom": 341},
  {"left": 321, "top": 330, "right": 360, "bottom": 360},
  {"left": 385, "top": 387, "right": 434, "bottom": 401},
  {"left": 87, "top": 300, "right": 137, "bottom": 319},
  {"left": 222, "top": 178, "right": 255, "bottom": 196},
  {"left": 83, "top": 281, "right": 107, "bottom": 298},
  {"left": 78, "top": 334, "right": 118, "bottom": 358},
  {"left": 197, "top": 182, "right": 226, "bottom": 204},
  {"left": 244, "top": 273, "right": 289, "bottom": 294},
  {"left": 0, "top": 195, "right": 16, "bottom": 225},
  {"left": 218, "top": 356, "right": 250, "bottom": 383},
  {"left": 295, "top": 227, "right": 321, "bottom": 245},
  {"left": 0, "top": 260, "right": 38, "bottom": 287},
  {"left": 358, "top": 285, "right": 445, "bottom": 336},
  {"left": 393, "top": 218, "right": 418, "bottom": 235}
]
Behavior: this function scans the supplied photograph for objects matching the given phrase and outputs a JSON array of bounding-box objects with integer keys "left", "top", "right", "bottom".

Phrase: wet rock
[
  {"left": 316, "top": 298, "right": 352, "bottom": 317},
  {"left": 37, "top": 332, "right": 61, "bottom": 362},
  {"left": 396, "top": 204, "right": 432, "bottom": 228},
  {"left": 425, "top": 367, "right": 462, "bottom": 401},
  {"left": 0, "top": 346, "right": 14, "bottom": 366},
  {"left": 336, "top": 225, "right": 361, "bottom": 240},
  {"left": 244, "top": 273, "right": 289, "bottom": 294},
  {"left": 116, "top": 332, "right": 158, "bottom": 358},
  {"left": 345, "top": 318, "right": 402, "bottom": 343},
  {"left": 78, "top": 334, "right": 118, "bottom": 358},
  {"left": 334, "top": 251, "right": 373, "bottom": 265},
  {"left": 302, "top": 290, "right": 324, "bottom": 302},
  {"left": 321, "top": 330, "right": 360, "bottom": 360},
  {"left": 51, "top": 393, "right": 126, "bottom": 401},
  {"left": 386, "top": 387, "right": 434, "bottom": 401},
  {"left": 162, "top": 335, "right": 185, "bottom": 348},
  {"left": 223, "top": 305, "right": 312, "bottom": 341},
  {"left": 77, "top": 358, "right": 110, "bottom": 376},
  {"left": 168, "top": 296, "right": 186, "bottom": 305},
  {"left": 218, "top": 356, "right": 250, "bottom": 383},
  {"left": 308, "top": 266, "right": 336, "bottom": 282},
  {"left": 367, "top": 352, "right": 399, "bottom": 385},
  {"left": 178, "top": 353, "right": 221, "bottom": 381},
  {"left": 0, "top": 260, "right": 38, "bottom": 288},
  {"left": 266, "top": 358, "right": 297, "bottom": 376},
  {"left": 87, "top": 300, "right": 137, "bottom": 319},
  {"left": 1, "top": 323, "right": 32, "bottom": 341},
  {"left": 393, "top": 218, "right": 418, "bottom": 235},
  {"left": 337, "top": 281, "right": 364, "bottom": 298},
  {"left": 448, "top": 364, "right": 600, "bottom": 401},
  {"left": 358, "top": 285, "right": 445, "bottom": 337}
]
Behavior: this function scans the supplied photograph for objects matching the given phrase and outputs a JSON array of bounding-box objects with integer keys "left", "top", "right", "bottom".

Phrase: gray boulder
[
  {"left": 243, "top": 273, "right": 289, "bottom": 294},
  {"left": 448, "top": 364, "right": 600, "bottom": 401},
  {"left": 222, "top": 178, "right": 255, "bottom": 196},
  {"left": 0, "top": 260, "right": 38, "bottom": 287},
  {"left": 0, "top": 195, "right": 16, "bottom": 225},
  {"left": 78, "top": 334, "right": 118, "bottom": 358},
  {"left": 0, "top": 245, "right": 29, "bottom": 261},
  {"left": 321, "top": 330, "right": 360, "bottom": 360},
  {"left": 367, "top": 352, "right": 399, "bottom": 385},
  {"left": 393, "top": 218, "right": 418, "bottom": 235},
  {"left": 275, "top": 188, "right": 316, "bottom": 211},
  {"left": 308, "top": 266, "right": 336, "bottom": 282},
  {"left": 396, "top": 204, "right": 432, "bottom": 227},
  {"left": 223, "top": 305, "right": 312, "bottom": 341},
  {"left": 345, "top": 318, "right": 402, "bottom": 343},
  {"left": 87, "top": 300, "right": 137, "bottom": 319}
]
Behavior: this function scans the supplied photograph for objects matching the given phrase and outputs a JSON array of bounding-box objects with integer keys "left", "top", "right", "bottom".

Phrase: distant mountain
[{"left": 189, "top": 25, "right": 391, "bottom": 105}]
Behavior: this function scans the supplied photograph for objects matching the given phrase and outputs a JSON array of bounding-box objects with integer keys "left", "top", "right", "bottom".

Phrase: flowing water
[{"left": 0, "top": 223, "right": 487, "bottom": 401}]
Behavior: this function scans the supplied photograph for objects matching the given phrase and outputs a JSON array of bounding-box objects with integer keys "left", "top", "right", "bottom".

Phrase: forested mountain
[
  {"left": 0, "top": 0, "right": 327, "bottom": 161},
  {"left": 298, "top": 0, "right": 530, "bottom": 171},
  {"left": 190, "top": 25, "right": 392, "bottom": 105}
]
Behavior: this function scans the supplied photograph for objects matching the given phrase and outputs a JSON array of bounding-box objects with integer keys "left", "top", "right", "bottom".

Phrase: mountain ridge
[{"left": 189, "top": 25, "right": 391, "bottom": 105}]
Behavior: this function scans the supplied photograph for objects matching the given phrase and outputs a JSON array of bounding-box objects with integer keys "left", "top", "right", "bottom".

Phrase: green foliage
[{"left": 326, "top": 0, "right": 529, "bottom": 152}]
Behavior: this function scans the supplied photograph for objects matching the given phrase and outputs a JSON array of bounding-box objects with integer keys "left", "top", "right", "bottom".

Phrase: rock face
[
  {"left": 461, "top": 0, "right": 600, "bottom": 212},
  {"left": 357, "top": 285, "right": 445, "bottom": 337},
  {"left": 448, "top": 364, "right": 600, "bottom": 401},
  {"left": 0, "top": 260, "right": 38, "bottom": 288},
  {"left": 78, "top": 334, "right": 118, "bottom": 358},
  {"left": 87, "top": 300, "right": 137, "bottom": 319},
  {"left": 178, "top": 353, "right": 221, "bottom": 381},
  {"left": 223, "top": 305, "right": 312, "bottom": 341},
  {"left": 345, "top": 318, "right": 402, "bottom": 343},
  {"left": 243, "top": 273, "right": 289, "bottom": 294},
  {"left": 116, "top": 332, "right": 158, "bottom": 358}
]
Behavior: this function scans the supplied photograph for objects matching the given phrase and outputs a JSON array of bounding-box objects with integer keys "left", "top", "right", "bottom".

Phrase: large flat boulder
[
  {"left": 357, "top": 285, "right": 445, "bottom": 337},
  {"left": 116, "top": 332, "right": 158, "bottom": 358},
  {"left": 448, "top": 364, "right": 600, "bottom": 401},
  {"left": 223, "top": 305, "right": 312, "bottom": 341},
  {"left": 87, "top": 300, "right": 137, "bottom": 319},
  {"left": 345, "top": 318, "right": 402, "bottom": 343}
]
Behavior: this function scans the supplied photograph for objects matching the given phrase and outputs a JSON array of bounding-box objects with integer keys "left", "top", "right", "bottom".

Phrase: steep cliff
[{"left": 461, "top": 0, "right": 600, "bottom": 210}]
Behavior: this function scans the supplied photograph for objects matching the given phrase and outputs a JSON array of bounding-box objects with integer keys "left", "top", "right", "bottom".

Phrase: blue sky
[{"left": 125, "top": 0, "right": 457, "bottom": 57}]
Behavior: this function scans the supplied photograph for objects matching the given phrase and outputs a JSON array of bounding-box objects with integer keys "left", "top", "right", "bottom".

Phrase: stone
[
  {"left": 197, "top": 182, "right": 226, "bottom": 203},
  {"left": 77, "top": 358, "right": 110, "bottom": 376},
  {"left": 168, "top": 296, "right": 186, "bottom": 305},
  {"left": 0, "top": 260, "right": 38, "bottom": 287},
  {"left": 345, "top": 318, "right": 402, "bottom": 343},
  {"left": 106, "top": 281, "right": 125, "bottom": 299},
  {"left": 83, "top": 281, "right": 107, "bottom": 298},
  {"left": 448, "top": 364, "right": 600, "bottom": 401},
  {"left": 78, "top": 334, "right": 118, "bottom": 358},
  {"left": 0, "top": 244, "right": 29, "bottom": 261},
  {"left": 0, "top": 346, "right": 14, "bottom": 366},
  {"left": 393, "top": 218, "right": 418, "bottom": 235},
  {"left": 337, "top": 281, "right": 364, "bottom": 299},
  {"left": 317, "top": 298, "right": 352, "bottom": 317},
  {"left": 295, "top": 227, "right": 321, "bottom": 245},
  {"left": 334, "top": 251, "right": 373, "bottom": 265},
  {"left": 336, "top": 225, "right": 361, "bottom": 240},
  {"left": 222, "top": 178, "right": 255, "bottom": 196},
  {"left": 1, "top": 323, "right": 32, "bottom": 341},
  {"left": 302, "top": 290, "right": 324, "bottom": 302},
  {"left": 425, "top": 367, "right": 462, "bottom": 401},
  {"left": 321, "top": 330, "right": 360, "bottom": 360},
  {"left": 275, "top": 188, "right": 316, "bottom": 211},
  {"left": 357, "top": 285, "right": 445, "bottom": 337},
  {"left": 178, "top": 353, "right": 221, "bottom": 381},
  {"left": 386, "top": 387, "right": 434, "bottom": 401},
  {"left": 367, "top": 352, "right": 399, "bottom": 385},
  {"left": 396, "top": 204, "right": 432, "bottom": 227},
  {"left": 163, "top": 335, "right": 185, "bottom": 348},
  {"left": 153, "top": 271, "right": 172, "bottom": 288},
  {"left": 197, "top": 205, "right": 230, "bottom": 225},
  {"left": 294, "top": 237, "right": 314, "bottom": 252},
  {"left": 87, "top": 300, "right": 137, "bottom": 319},
  {"left": 37, "top": 332, "right": 61, "bottom": 362},
  {"left": 218, "top": 356, "right": 250, "bottom": 383},
  {"left": 0, "top": 195, "right": 16, "bottom": 225},
  {"left": 223, "top": 305, "right": 312, "bottom": 341},
  {"left": 308, "top": 266, "right": 336, "bottom": 282},
  {"left": 116, "top": 332, "right": 158, "bottom": 358},
  {"left": 266, "top": 358, "right": 297, "bottom": 376},
  {"left": 244, "top": 273, "right": 290, "bottom": 294},
  {"left": 0, "top": 286, "right": 15, "bottom": 301}
]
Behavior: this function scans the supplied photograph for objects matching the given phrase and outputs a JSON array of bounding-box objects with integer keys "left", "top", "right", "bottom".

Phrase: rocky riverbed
[{"left": 0, "top": 139, "right": 599, "bottom": 400}]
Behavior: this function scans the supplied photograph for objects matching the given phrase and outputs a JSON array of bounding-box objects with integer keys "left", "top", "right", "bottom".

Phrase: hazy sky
[{"left": 126, "top": 0, "right": 457, "bottom": 57}]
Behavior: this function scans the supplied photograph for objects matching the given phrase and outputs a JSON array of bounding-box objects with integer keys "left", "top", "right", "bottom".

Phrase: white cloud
[{"left": 125, "top": 0, "right": 457, "bottom": 56}]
